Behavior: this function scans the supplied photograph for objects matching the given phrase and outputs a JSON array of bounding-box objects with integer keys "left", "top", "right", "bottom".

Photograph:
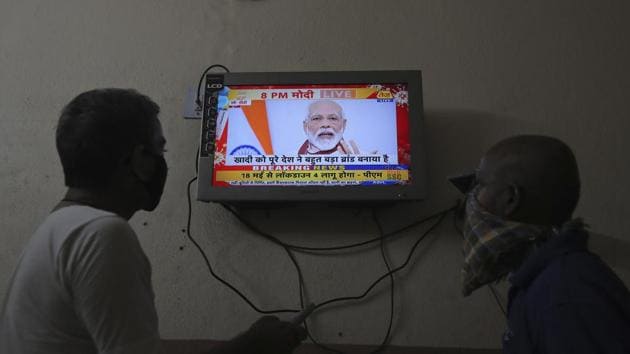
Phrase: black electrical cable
[
  {"left": 221, "top": 204, "right": 455, "bottom": 253},
  {"left": 488, "top": 284, "right": 507, "bottom": 317},
  {"left": 189, "top": 187, "right": 450, "bottom": 351},
  {"left": 302, "top": 321, "right": 344, "bottom": 354},
  {"left": 187, "top": 191, "right": 450, "bottom": 351},
  {"left": 220, "top": 203, "right": 454, "bottom": 302},
  {"left": 312, "top": 211, "right": 448, "bottom": 311},
  {"left": 189, "top": 143, "right": 304, "bottom": 314},
  {"left": 284, "top": 246, "right": 345, "bottom": 354},
  {"left": 256, "top": 209, "right": 451, "bottom": 354},
  {"left": 371, "top": 210, "right": 395, "bottom": 354},
  {"left": 185, "top": 176, "right": 300, "bottom": 314},
  {"left": 224, "top": 205, "right": 450, "bottom": 354},
  {"left": 220, "top": 200, "right": 452, "bottom": 353},
  {"left": 195, "top": 147, "right": 199, "bottom": 175},
  {"left": 195, "top": 64, "right": 230, "bottom": 108},
  {"left": 221, "top": 203, "right": 451, "bottom": 323}
]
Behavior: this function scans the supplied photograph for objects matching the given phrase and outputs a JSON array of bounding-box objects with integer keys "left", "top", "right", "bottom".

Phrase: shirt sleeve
[{"left": 60, "top": 216, "right": 160, "bottom": 354}]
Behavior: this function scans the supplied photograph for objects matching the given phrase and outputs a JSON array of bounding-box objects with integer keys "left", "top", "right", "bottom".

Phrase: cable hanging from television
[{"left": 196, "top": 64, "right": 230, "bottom": 108}]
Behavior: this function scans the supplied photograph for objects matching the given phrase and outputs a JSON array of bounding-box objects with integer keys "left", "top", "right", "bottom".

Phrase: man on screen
[{"left": 298, "top": 100, "right": 365, "bottom": 155}]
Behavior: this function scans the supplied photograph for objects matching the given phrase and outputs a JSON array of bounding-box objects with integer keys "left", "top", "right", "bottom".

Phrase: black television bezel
[{"left": 197, "top": 70, "right": 426, "bottom": 203}]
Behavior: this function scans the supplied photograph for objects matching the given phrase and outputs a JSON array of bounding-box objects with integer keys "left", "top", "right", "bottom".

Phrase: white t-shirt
[{"left": 0, "top": 205, "right": 160, "bottom": 354}]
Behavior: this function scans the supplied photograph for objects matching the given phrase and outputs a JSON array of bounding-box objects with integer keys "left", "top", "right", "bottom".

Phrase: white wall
[{"left": 2, "top": 0, "right": 629, "bottom": 349}]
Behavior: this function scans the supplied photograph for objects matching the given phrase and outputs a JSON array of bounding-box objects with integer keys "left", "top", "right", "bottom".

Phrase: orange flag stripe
[{"left": 240, "top": 100, "right": 273, "bottom": 155}]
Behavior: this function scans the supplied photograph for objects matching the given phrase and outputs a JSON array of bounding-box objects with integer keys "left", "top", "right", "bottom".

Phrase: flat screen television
[{"left": 197, "top": 70, "right": 426, "bottom": 203}]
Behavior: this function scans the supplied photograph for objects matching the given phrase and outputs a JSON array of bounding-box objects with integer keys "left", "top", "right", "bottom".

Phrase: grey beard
[{"left": 307, "top": 131, "right": 342, "bottom": 151}]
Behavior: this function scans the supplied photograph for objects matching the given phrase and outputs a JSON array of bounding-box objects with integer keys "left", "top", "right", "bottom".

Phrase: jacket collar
[{"left": 510, "top": 229, "right": 589, "bottom": 288}]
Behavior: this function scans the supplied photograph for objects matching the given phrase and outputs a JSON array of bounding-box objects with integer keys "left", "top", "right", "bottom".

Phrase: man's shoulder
[
  {"left": 80, "top": 211, "right": 134, "bottom": 237},
  {"left": 47, "top": 205, "right": 120, "bottom": 227},
  {"left": 47, "top": 206, "right": 138, "bottom": 260},
  {"left": 529, "top": 250, "right": 629, "bottom": 307},
  {"left": 21, "top": 206, "right": 129, "bottom": 258},
  {"left": 50, "top": 205, "right": 132, "bottom": 236},
  {"left": 57, "top": 207, "right": 148, "bottom": 284},
  {"left": 518, "top": 248, "right": 630, "bottom": 353},
  {"left": 539, "top": 250, "right": 619, "bottom": 284}
]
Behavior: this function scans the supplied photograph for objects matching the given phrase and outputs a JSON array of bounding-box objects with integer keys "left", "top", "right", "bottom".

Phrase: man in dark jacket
[{"left": 459, "top": 135, "right": 630, "bottom": 353}]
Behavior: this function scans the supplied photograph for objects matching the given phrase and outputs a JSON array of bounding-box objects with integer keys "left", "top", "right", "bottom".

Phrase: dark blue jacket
[{"left": 503, "top": 229, "right": 630, "bottom": 353}]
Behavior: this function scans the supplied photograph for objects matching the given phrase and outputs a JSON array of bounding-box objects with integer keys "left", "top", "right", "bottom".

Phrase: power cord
[
  {"left": 488, "top": 284, "right": 507, "bottom": 317},
  {"left": 186, "top": 165, "right": 452, "bottom": 349},
  {"left": 221, "top": 204, "right": 453, "bottom": 253},
  {"left": 186, "top": 174, "right": 452, "bottom": 350},
  {"left": 370, "top": 209, "right": 394, "bottom": 353},
  {"left": 220, "top": 204, "right": 450, "bottom": 354},
  {"left": 186, "top": 176, "right": 300, "bottom": 314},
  {"left": 285, "top": 245, "right": 345, "bottom": 354},
  {"left": 310, "top": 211, "right": 448, "bottom": 310},
  {"left": 195, "top": 64, "right": 230, "bottom": 109}
]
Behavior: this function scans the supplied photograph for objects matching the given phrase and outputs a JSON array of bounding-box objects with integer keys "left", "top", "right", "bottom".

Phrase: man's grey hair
[{"left": 304, "top": 100, "right": 345, "bottom": 122}]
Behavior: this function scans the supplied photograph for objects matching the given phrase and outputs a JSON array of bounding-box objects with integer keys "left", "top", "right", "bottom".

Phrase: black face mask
[{"left": 142, "top": 153, "right": 168, "bottom": 211}]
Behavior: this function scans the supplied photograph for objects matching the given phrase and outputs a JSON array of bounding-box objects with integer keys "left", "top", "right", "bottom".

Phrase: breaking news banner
[
  {"left": 215, "top": 169, "right": 409, "bottom": 186},
  {"left": 229, "top": 154, "right": 392, "bottom": 166}
]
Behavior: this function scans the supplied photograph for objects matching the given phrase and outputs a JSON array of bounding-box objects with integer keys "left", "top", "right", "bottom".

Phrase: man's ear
[
  {"left": 130, "top": 145, "right": 155, "bottom": 182},
  {"left": 503, "top": 184, "right": 521, "bottom": 216}
]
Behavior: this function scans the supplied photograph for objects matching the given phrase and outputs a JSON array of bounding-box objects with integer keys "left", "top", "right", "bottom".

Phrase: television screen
[{"left": 197, "top": 71, "right": 426, "bottom": 202}]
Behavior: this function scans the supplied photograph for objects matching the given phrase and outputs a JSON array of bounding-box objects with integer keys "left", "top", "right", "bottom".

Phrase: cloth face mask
[{"left": 461, "top": 193, "right": 550, "bottom": 296}]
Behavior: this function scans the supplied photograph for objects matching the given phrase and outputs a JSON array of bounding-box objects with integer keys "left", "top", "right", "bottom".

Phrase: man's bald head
[{"left": 476, "top": 135, "right": 580, "bottom": 226}]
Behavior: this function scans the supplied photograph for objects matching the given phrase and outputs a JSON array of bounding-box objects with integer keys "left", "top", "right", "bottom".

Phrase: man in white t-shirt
[{"left": 0, "top": 89, "right": 306, "bottom": 354}]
